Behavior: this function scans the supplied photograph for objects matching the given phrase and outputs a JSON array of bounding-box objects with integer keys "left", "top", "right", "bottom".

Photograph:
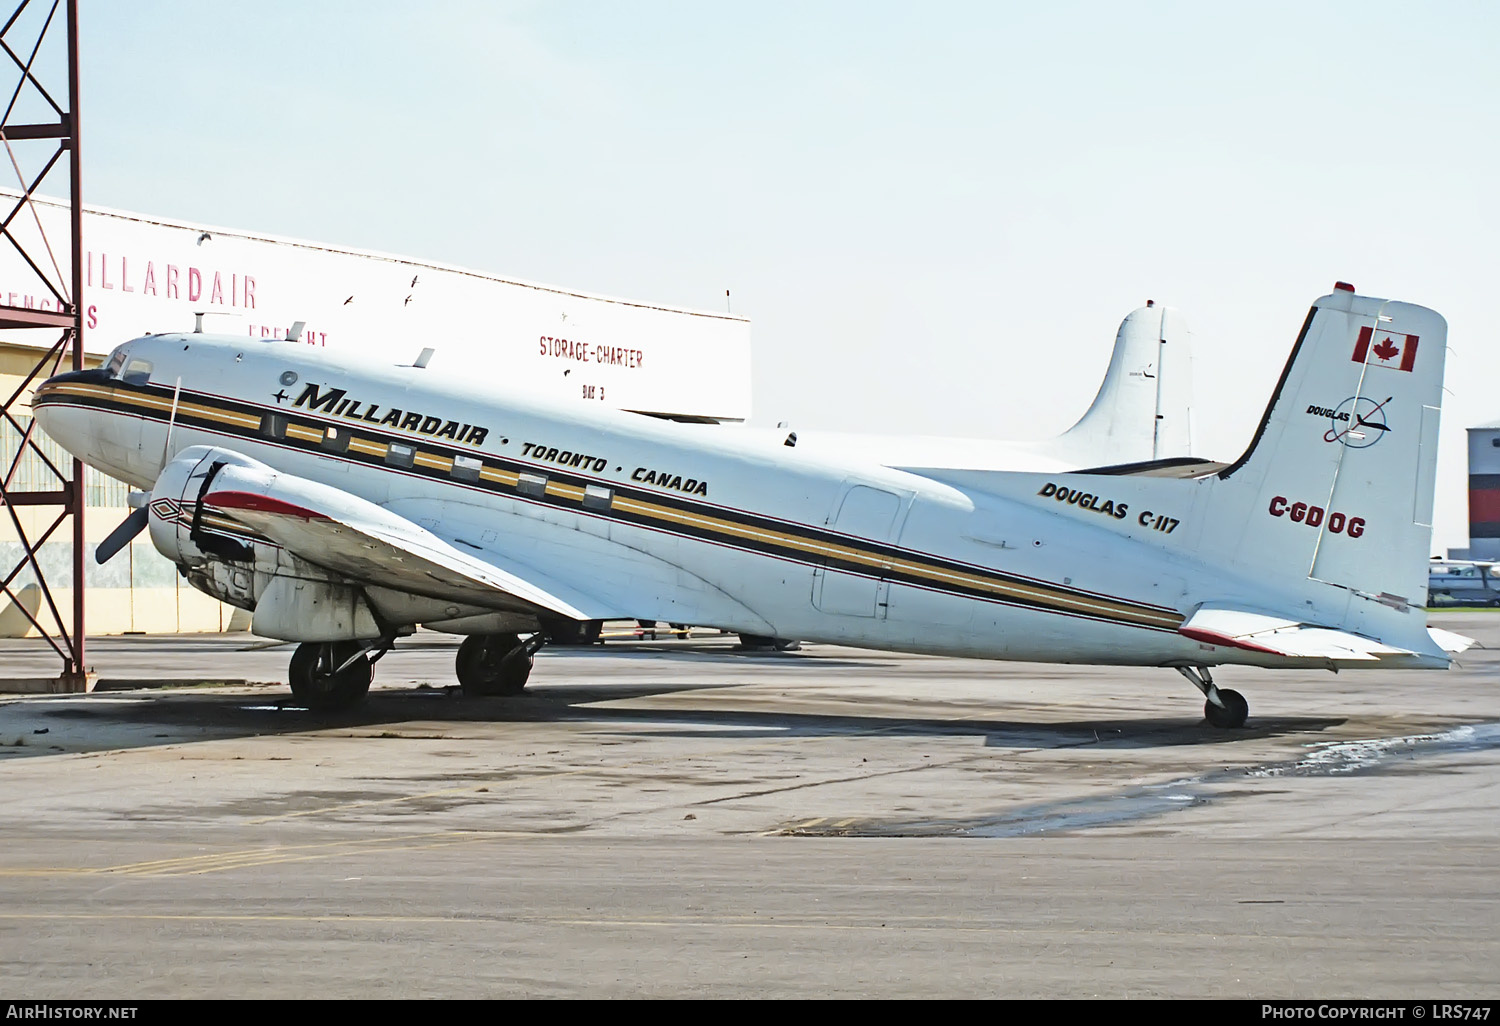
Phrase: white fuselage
[{"left": 35, "top": 333, "right": 1298, "bottom": 667}]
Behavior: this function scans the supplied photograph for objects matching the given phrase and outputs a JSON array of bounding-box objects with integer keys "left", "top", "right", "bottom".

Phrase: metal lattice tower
[{"left": 0, "top": 0, "right": 86, "bottom": 689}]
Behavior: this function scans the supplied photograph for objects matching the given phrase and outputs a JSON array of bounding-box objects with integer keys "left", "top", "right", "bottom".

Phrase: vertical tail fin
[
  {"left": 1044, "top": 302, "right": 1195, "bottom": 465},
  {"left": 1210, "top": 287, "right": 1446, "bottom": 607}
]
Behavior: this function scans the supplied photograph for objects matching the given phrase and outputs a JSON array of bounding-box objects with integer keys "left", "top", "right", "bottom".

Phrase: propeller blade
[
  {"left": 95, "top": 506, "right": 150, "bottom": 565},
  {"left": 159, "top": 376, "right": 182, "bottom": 467}
]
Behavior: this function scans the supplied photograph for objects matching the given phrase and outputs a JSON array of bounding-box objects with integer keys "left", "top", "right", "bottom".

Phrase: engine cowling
[
  {"left": 140, "top": 445, "right": 485, "bottom": 642},
  {"left": 144, "top": 446, "right": 378, "bottom": 639},
  {"left": 147, "top": 445, "right": 270, "bottom": 571}
]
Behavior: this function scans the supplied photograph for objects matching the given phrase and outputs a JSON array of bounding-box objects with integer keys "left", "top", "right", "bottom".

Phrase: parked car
[{"left": 1428, "top": 561, "right": 1500, "bottom": 606}]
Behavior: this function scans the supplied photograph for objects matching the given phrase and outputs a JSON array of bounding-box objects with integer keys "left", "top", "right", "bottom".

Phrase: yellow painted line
[
  {"left": 481, "top": 466, "right": 519, "bottom": 486},
  {"left": 414, "top": 452, "right": 451, "bottom": 471},
  {"left": 93, "top": 830, "right": 512, "bottom": 876},
  {"left": 832, "top": 818, "right": 857, "bottom": 829},
  {"left": 349, "top": 437, "right": 385, "bottom": 457},
  {"left": 286, "top": 424, "right": 322, "bottom": 443}
]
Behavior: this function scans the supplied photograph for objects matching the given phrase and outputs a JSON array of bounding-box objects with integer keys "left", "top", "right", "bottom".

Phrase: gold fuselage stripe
[{"left": 36, "top": 379, "right": 1181, "bottom": 630}]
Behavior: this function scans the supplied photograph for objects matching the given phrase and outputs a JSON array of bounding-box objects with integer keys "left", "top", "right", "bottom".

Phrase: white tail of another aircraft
[{"left": 1037, "top": 301, "right": 1194, "bottom": 466}]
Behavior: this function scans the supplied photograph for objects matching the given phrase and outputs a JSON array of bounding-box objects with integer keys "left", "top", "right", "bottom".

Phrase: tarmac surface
[{"left": 1, "top": 614, "right": 1497, "bottom": 998}]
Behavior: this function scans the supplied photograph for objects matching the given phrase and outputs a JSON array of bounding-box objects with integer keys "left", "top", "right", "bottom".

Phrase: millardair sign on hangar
[{"left": 0, "top": 190, "right": 750, "bottom": 423}]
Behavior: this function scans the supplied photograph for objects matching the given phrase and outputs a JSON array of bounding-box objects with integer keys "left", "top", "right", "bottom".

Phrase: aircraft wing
[
  {"left": 201, "top": 463, "right": 614, "bottom": 622},
  {"left": 1178, "top": 604, "right": 1472, "bottom": 662}
]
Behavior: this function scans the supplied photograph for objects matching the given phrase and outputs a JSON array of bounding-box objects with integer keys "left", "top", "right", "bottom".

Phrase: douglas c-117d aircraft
[{"left": 32, "top": 284, "right": 1469, "bottom": 726}]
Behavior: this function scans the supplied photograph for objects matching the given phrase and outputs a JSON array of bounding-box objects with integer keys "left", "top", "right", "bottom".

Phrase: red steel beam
[{"left": 0, "top": 0, "right": 87, "bottom": 688}]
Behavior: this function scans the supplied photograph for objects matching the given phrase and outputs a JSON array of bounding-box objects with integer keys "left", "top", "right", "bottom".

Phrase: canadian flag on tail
[{"left": 1352, "top": 326, "right": 1419, "bottom": 372}]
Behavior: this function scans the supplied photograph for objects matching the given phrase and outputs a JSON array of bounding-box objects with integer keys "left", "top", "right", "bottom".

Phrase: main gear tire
[
  {"left": 289, "top": 641, "right": 373, "bottom": 712},
  {"left": 456, "top": 633, "right": 533, "bottom": 696}
]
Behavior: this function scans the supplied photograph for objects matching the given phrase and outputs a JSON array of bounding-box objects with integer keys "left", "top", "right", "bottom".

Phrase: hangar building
[{"left": 0, "top": 192, "right": 750, "bottom": 636}]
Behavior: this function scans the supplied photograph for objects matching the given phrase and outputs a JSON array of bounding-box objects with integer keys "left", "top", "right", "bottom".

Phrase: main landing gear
[
  {"left": 1175, "top": 665, "right": 1249, "bottom": 729},
  {"left": 289, "top": 640, "right": 379, "bottom": 712},
  {"left": 455, "top": 632, "right": 546, "bottom": 697},
  {"left": 286, "top": 631, "right": 547, "bottom": 710}
]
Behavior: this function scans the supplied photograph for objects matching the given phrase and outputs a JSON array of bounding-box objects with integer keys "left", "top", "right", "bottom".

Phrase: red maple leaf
[{"left": 1372, "top": 336, "right": 1400, "bottom": 361}]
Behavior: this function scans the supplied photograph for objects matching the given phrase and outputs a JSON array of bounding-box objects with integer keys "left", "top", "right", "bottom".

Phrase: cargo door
[{"left": 812, "top": 484, "right": 906, "bottom": 618}]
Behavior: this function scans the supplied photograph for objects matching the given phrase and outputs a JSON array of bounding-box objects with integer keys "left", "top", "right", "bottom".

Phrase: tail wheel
[
  {"left": 456, "top": 633, "right": 533, "bottom": 696},
  {"left": 1177, "top": 666, "right": 1249, "bottom": 729},
  {"left": 1204, "top": 688, "right": 1249, "bottom": 729},
  {"left": 289, "top": 641, "right": 373, "bottom": 712}
]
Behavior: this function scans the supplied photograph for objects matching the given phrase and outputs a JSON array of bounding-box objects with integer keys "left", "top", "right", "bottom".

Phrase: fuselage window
[
  {"left": 451, "top": 454, "right": 483, "bottom": 483},
  {"left": 386, "top": 442, "right": 416, "bottom": 469},
  {"left": 517, "top": 471, "right": 548, "bottom": 498},
  {"left": 582, "top": 484, "right": 613, "bottom": 511},
  {"left": 105, "top": 350, "right": 127, "bottom": 378},
  {"left": 121, "top": 358, "right": 153, "bottom": 385},
  {"left": 321, "top": 425, "right": 350, "bottom": 453},
  {"left": 260, "top": 413, "right": 288, "bottom": 440}
]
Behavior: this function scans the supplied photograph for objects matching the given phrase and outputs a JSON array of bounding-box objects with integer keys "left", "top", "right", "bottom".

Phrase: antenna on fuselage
[
  {"left": 288, "top": 321, "right": 306, "bottom": 342},
  {"left": 413, "top": 347, "right": 435, "bottom": 369},
  {"left": 193, "top": 312, "right": 203, "bottom": 333}
]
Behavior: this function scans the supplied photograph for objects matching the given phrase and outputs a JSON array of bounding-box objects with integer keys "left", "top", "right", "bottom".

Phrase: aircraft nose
[
  {"left": 30, "top": 367, "right": 113, "bottom": 455},
  {"left": 36, "top": 367, "right": 112, "bottom": 393}
]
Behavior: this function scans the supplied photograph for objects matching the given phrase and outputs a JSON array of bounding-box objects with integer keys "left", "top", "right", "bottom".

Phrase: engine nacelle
[
  {"left": 142, "top": 445, "right": 535, "bottom": 643},
  {"left": 145, "top": 447, "right": 372, "bottom": 637},
  {"left": 148, "top": 446, "right": 271, "bottom": 570}
]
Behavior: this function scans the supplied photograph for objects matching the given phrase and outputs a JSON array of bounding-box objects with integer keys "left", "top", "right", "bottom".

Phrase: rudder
[{"left": 1208, "top": 286, "right": 1446, "bottom": 607}]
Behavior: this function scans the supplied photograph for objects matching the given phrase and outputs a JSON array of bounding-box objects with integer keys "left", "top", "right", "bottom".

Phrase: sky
[{"left": 42, "top": 1, "right": 1500, "bottom": 552}]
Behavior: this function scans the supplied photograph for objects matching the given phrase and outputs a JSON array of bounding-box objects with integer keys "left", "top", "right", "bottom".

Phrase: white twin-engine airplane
[{"left": 32, "top": 284, "right": 1469, "bottom": 726}]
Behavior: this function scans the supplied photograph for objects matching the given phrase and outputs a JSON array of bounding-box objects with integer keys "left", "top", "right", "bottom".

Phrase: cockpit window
[
  {"left": 104, "top": 349, "right": 127, "bottom": 378},
  {"left": 121, "top": 358, "right": 153, "bottom": 385}
]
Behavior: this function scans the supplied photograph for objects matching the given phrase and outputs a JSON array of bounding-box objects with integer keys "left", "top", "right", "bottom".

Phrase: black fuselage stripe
[
  {"left": 36, "top": 383, "right": 1183, "bottom": 630},
  {"left": 100, "top": 379, "right": 1175, "bottom": 608}
]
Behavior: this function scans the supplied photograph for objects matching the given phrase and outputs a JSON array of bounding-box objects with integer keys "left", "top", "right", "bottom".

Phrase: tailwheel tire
[
  {"left": 289, "top": 641, "right": 373, "bottom": 712},
  {"left": 1204, "top": 688, "right": 1249, "bottom": 729},
  {"left": 456, "top": 633, "right": 533, "bottom": 696}
]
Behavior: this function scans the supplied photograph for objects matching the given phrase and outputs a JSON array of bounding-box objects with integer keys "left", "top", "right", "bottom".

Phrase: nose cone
[{"left": 30, "top": 367, "right": 115, "bottom": 468}]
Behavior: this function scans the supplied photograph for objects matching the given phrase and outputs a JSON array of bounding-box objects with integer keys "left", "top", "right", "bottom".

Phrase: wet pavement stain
[{"left": 783, "top": 722, "right": 1500, "bottom": 838}]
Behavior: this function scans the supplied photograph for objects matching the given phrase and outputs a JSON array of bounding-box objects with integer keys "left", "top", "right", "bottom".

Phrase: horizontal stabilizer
[
  {"left": 1427, "top": 626, "right": 1476, "bottom": 655},
  {"left": 1179, "top": 604, "right": 1433, "bottom": 662}
]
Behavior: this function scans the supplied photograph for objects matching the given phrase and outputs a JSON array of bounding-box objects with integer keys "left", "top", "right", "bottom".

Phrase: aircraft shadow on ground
[{"left": 14, "top": 676, "right": 1347, "bottom": 758}]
